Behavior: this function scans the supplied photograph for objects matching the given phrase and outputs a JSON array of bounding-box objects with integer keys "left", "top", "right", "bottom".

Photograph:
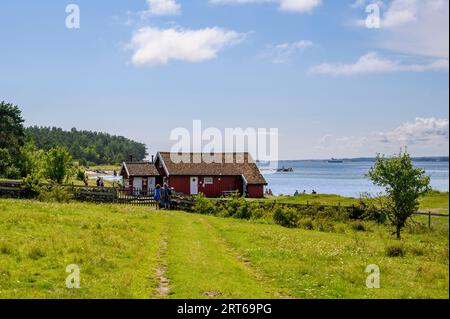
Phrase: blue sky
[{"left": 0, "top": 0, "right": 448, "bottom": 159}]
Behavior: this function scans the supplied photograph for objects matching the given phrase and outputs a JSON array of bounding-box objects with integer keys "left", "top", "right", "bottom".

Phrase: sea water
[{"left": 261, "top": 159, "right": 449, "bottom": 197}]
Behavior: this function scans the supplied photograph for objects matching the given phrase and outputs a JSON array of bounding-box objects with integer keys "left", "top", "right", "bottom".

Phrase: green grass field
[{"left": 0, "top": 198, "right": 448, "bottom": 299}]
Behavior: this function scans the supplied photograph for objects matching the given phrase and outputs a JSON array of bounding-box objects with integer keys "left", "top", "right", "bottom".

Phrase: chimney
[
  {"left": 129, "top": 155, "right": 133, "bottom": 162},
  {"left": 151, "top": 155, "right": 154, "bottom": 163}
]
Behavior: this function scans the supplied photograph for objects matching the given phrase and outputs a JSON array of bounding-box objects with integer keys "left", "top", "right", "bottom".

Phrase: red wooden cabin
[
  {"left": 120, "top": 160, "right": 160, "bottom": 195},
  {"left": 154, "top": 152, "right": 267, "bottom": 198}
]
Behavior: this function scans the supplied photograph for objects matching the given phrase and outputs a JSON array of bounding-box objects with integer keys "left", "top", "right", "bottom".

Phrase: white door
[
  {"left": 190, "top": 177, "right": 198, "bottom": 195},
  {"left": 148, "top": 177, "right": 156, "bottom": 191},
  {"left": 133, "top": 177, "right": 142, "bottom": 194}
]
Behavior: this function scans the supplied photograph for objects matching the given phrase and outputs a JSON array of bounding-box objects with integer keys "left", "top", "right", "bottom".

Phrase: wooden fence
[{"left": 1, "top": 180, "right": 448, "bottom": 220}]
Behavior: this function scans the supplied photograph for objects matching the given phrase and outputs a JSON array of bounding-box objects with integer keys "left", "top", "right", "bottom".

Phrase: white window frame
[{"left": 203, "top": 177, "right": 213, "bottom": 185}]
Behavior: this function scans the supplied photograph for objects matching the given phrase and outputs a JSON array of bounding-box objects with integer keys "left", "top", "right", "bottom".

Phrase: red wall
[
  {"left": 247, "top": 184, "right": 265, "bottom": 198},
  {"left": 168, "top": 175, "right": 243, "bottom": 198}
]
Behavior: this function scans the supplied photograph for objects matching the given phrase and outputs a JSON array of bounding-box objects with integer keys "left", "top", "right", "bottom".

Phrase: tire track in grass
[
  {"left": 200, "top": 216, "right": 295, "bottom": 299},
  {"left": 164, "top": 212, "right": 274, "bottom": 299},
  {"left": 154, "top": 213, "right": 170, "bottom": 298}
]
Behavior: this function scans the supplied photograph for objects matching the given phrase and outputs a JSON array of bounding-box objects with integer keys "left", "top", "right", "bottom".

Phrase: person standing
[
  {"left": 164, "top": 184, "right": 172, "bottom": 210},
  {"left": 153, "top": 184, "right": 161, "bottom": 210}
]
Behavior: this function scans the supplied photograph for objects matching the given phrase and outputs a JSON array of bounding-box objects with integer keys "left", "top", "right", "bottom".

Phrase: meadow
[{"left": 0, "top": 196, "right": 448, "bottom": 299}]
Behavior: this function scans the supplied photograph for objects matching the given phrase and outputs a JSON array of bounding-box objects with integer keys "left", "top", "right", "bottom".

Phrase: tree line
[
  {"left": 25, "top": 126, "right": 147, "bottom": 166},
  {"left": 1, "top": 101, "right": 147, "bottom": 180}
]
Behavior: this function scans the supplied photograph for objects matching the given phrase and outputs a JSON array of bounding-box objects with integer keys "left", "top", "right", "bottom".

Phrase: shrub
[
  {"left": 385, "top": 243, "right": 405, "bottom": 257},
  {"left": 273, "top": 206, "right": 299, "bottom": 228},
  {"left": 76, "top": 168, "right": 86, "bottom": 181},
  {"left": 233, "top": 199, "right": 251, "bottom": 220},
  {"left": 38, "top": 186, "right": 74, "bottom": 203},
  {"left": 351, "top": 221, "right": 367, "bottom": 232},
  {"left": 192, "top": 193, "right": 217, "bottom": 215},
  {"left": 314, "top": 219, "right": 335, "bottom": 232},
  {"left": 21, "top": 173, "right": 42, "bottom": 199},
  {"left": 5, "top": 165, "right": 21, "bottom": 179},
  {"left": 248, "top": 202, "right": 268, "bottom": 221},
  {"left": 298, "top": 217, "right": 314, "bottom": 230},
  {"left": 359, "top": 192, "right": 387, "bottom": 223}
]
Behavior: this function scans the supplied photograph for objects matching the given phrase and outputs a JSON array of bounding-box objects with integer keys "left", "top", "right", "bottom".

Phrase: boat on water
[
  {"left": 327, "top": 158, "right": 344, "bottom": 164},
  {"left": 277, "top": 166, "right": 294, "bottom": 172}
]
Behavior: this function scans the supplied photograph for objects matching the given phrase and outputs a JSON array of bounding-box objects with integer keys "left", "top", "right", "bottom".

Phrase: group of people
[
  {"left": 96, "top": 177, "right": 105, "bottom": 187},
  {"left": 294, "top": 189, "right": 317, "bottom": 196},
  {"left": 153, "top": 183, "right": 172, "bottom": 210}
]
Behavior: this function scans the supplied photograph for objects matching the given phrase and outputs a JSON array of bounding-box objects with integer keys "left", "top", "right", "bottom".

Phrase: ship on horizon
[{"left": 327, "top": 158, "right": 344, "bottom": 164}]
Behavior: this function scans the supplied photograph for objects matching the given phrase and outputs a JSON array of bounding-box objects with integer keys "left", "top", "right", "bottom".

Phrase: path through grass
[{"left": 0, "top": 199, "right": 448, "bottom": 299}]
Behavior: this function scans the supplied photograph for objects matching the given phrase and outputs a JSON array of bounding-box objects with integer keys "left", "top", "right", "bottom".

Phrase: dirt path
[{"left": 154, "top": 215, "right": 170, "bottom": 298}]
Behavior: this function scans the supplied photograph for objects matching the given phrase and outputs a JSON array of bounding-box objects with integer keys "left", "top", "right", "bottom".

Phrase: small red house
[
  {"left": 120, "top": 160, "right": 160, "bottom": 195},
  {"left": 154, "top": 152, "right": 267, "bottom": 198}
]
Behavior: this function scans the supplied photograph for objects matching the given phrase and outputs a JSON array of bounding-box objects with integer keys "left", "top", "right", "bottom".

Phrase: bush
[
  {"left": 192, "top": 193, "right": 217, "bottom": 215},
  {"left": 38, "top": 186, "right": 74, "bottom": 203},
  {"left": 21, "top": 174, "right": 42, "bottom": 199},
  {"left": 5, "top": 165, "right": 21, "bottom": 179},
  {"left": 273, "top": 206, "right": 299, "bottom": 228},
  {"left": 385, "top": 244, "right": 405, "bottom": 257},
  {"left": 359, "top": 192, "right": 387, "bottom": 223},
  {"left": 76, "top": 168, "right": 86, "bottom": 181},
  {"left": 314, "top": 219, "right": 335, "bottom": 232},
  {"left": 248, "top": 202, "right": 268, "bottom": 221},
  {"left": 298, "top": 217, "right": 314, "bottom": 230}
]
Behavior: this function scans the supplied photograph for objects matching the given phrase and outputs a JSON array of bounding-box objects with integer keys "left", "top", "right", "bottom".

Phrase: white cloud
[
  {"left": 317, "top": 118, "right": 449, "bottom": 157},
  {"left": 310, "top": 52, "right": 449, "bottom": 76},
  {"left": 382, "top": 0, "right": 418, "bottom": 28},
  {"left": 209, "top": 0, "right": 321, "bottom": 13},
  {"left": 264, "top": 40, "right": 313, "bottom": 63},
  {"left": 353, "top": 0, "right": 449, "bottom": 59},
  {"left": 144, "top": 0, "right": 181, "bottom": 16},
  {"left": 128, "top": 27, "right": 243, "bottom": 66}
]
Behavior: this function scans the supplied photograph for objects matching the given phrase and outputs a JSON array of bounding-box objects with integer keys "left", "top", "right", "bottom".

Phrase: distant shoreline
[{"left": 258, "top": 156, "right": 449, "bottom": 163}]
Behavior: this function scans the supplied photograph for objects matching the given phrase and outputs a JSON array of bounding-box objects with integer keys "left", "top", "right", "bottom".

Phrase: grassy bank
[
  {"left": 261, "top": 191, "right": 449, "bottom": 214},
  {"left": 0, "top": 199, "right": 448, "bottom": 299}
]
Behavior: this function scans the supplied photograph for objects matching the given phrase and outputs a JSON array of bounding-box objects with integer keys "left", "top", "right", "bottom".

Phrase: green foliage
[
  {"left": 0, "top": 101, "right": 25, "bottom": 157},
  {"left": 273, "top": 206, "right": 299, "bottom": 228},
  {"left": 76, "top": 168, "right": 86, "bottom": 181},
  {"left": 17, "top": 144, "right": 45, "bottom": 178},
  {"left": 44, "top": 147, "right": 73, "bottom": 184},
  {"left": 368, "top": 151, "right": 431, "bottom": 239},
  {"left": 5, "top": 165, "right": 21, "bottom": 179},
  {"left": 0, "top": 148, "right": 12, "bottom": 176},
  {"left": 359, "top": 193, "right": 387, "bottom": 223},
  {"left": 21, "top": 174, "right": 42, "bottom": 199},
  {"left": 25, "top": 126, "right": 147, "bottom": 165},
  {"left": 38, "top": 186, "right": 74, "bottom": 203},
  {"left": 192, "top": 193, "right": 217, "bottom": 215}
]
